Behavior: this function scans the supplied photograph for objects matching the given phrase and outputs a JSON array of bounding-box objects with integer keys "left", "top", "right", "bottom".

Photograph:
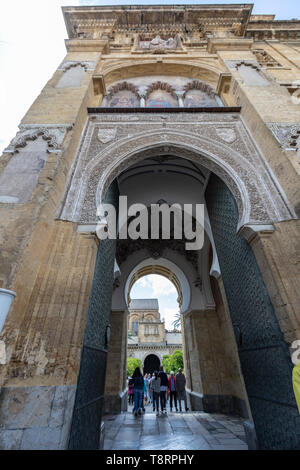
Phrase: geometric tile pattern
[
  {"left": 68, "top": 181, "right": 119, "bottom": 449},
  {"left": 205, "top": 174, "right": 300, "bottom": 450}
]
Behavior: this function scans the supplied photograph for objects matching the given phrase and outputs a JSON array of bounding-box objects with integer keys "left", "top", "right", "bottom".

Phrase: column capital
[{"left": 238, "top": 224, "right": 275, "bottom": 243}]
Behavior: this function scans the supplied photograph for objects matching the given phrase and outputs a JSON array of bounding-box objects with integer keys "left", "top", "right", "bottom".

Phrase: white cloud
[
  {"left": 146, "top": 274, "right": 176, "bottom": 296},
  {"left": 161, "top": 307, "right": 180, "bottom": 330},
  {"left": 135, "top": 277, "right": 148, "bottom": 288}
]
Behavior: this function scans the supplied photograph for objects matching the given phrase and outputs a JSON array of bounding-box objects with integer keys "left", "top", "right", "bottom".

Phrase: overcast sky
[{"left": 0, "top": 0, "right": 299, "bottom": 153}]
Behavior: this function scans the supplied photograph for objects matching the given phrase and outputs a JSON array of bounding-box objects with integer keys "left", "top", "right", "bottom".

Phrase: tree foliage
[
  {"left": 162, "top": 350, "right": 184, "bottom": 374},
  {"left": 172, "top": 312, "right": 182, "bottom": 330},
  {"left": 127, "top": 357, "right": 142, "bottom": 377}
]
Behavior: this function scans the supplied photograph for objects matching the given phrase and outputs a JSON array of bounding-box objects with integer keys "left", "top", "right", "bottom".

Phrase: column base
[
  {"left": 0, "top": 384, "right": 76, "bottom": 450},
  {"left": 187, "top": 389, "right": 249, "bottom": 417},
  {"left": 243, "top": 419, "right": 259, "bottom": 450},
  {"left": 104, "top": 389, "right": 128, "bottom": 414}
]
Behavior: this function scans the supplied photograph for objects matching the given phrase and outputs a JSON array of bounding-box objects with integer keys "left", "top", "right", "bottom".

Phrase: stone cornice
[
  {"left": 62, "top": 4, "right": 253, "bottom": 39},
  {"left": 65, "top": 39, "right": 109, "bottom": 53},
  {"left": 128, "top": 343, "right": 182, "bottom": 349}
]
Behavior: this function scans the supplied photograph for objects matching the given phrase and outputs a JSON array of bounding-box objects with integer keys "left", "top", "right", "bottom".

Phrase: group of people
[{"left": 128, "top": 366, "right": 189, "bottom": 416}]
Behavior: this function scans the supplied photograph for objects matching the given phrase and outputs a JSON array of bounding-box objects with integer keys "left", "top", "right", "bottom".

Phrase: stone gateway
[{"left": 0, "top": 3, "right": 300, "bottom": 451}]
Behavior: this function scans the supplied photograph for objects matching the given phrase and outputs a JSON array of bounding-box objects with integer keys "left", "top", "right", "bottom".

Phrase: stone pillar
[
  {"left": 175, "top": 91, "right": 185, "bottom": 107},
  {"left": 68, "top": 180, "right": 119, "bottom": 450},
  {"left": 182, "top": 311, "right": 203, "bottom": 410},
  {"left": 104, "top": 310, "right": 128, "bottom": 414},
  {"left": 139, "top": 93, "right": 146, "bottom": 107}
]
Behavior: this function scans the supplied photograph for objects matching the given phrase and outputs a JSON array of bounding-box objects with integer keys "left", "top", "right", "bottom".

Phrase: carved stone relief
[
  {"left": 215, "top": 127, "right": 237, "bottom": 144},
  {"left": 57, "top": 61, "right": 96, "bottom": 72},
  {"left": 97, "top": 128, "right": 117, "bottom": 144},
  {"left": 0, "top": 125, "right": 71, "bottom": 204},
  {"left": 3, "top": 124, "right": 72, "bottom": 154},
  {"left": 58, "top": 113, "right": 294, "bottom": 229},
  {"left": 226, "top": 60, "right": 270, "bottom": 87},
  {"left": 266, "top": 123, "right": 300, "bottom": 152}
]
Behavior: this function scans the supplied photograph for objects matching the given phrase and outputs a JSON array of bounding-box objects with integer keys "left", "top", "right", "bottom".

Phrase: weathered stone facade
[
  {"left": 0, "top": 4, "right": 299, "bottom": 450},
  {"left": 127, "top": 298, "right": 182, "bottom": 370}
]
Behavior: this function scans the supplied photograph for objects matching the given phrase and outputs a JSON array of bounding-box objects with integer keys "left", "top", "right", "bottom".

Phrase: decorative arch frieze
[
  {"left": 107, "top": 81, "right": 140, "bottom": 99},
  {"left": 145, "top": 81, "right": 177, "bottom": 100},
  {"left": 58, "top": 113, "right": 294, "bottom": 231},
  {"left": 183, "top": 80, "right": 216, "bottom": 98}
]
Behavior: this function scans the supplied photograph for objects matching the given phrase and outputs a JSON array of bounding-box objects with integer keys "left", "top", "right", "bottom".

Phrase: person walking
[
  {"left": 144, "top": 373, "right": 149, "bottom": 405},
  {"left": 128, "top": 377, "right": 134, "bottom": 406},
  {"left": 132, "top": 367, "right": 144, "bottom": 416},
  {"left": 168, "top": 371, "right": 178, "bottom": 412},
  {"left": 151, "top": 371, "right": 161, "bottom": 416},
  {"left": 149, "top": 373, "right": 156, "bottom": 411},
  {"left": 158, "top": 365, "right": 169, "bottom": 414},
  {"left": 176, "top": 368, "right": 189, "bottom": 412}
]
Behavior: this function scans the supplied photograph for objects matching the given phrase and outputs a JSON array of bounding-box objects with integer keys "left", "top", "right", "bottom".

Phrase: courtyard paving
[{"left": 103, "top": 406, "right": 248, "bottom": 450}]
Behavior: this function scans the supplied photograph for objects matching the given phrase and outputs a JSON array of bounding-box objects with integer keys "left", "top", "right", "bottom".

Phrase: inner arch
[{"left": 125, "top": 258, "right": 191, "bottom": 313}]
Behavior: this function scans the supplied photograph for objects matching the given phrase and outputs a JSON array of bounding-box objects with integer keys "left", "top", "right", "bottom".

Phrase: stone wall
[{"left": 104, "top": 310, "right": 128, "bottom": 414}]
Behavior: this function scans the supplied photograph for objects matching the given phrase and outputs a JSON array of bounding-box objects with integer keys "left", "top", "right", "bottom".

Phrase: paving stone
[
  {"left": 20, "top": 427, "right": 62, "bottom": 450},
  {"left": 103, "top": 408, "right": 248, "bottom": 450},
  {"left": 0, "top": 430, "right": 23, "bottom": 450}
]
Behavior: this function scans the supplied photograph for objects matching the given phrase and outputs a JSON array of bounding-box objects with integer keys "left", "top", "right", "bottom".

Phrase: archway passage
[{"left": 144, "top": 354, "right": 160, "bottom": 374}]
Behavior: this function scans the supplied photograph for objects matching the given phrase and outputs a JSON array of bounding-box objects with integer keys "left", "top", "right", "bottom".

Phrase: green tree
[
  {"left": 162, "top": 350, "right": 184, "bottom": 374},
  {"left": 172, "top": 312, "right": 181, "bottom": 330},
  {"left": 171, "top": 350, "right": 184, "bottom": 372},
  {"left": 127, "top": 357, "right": 142, "bottom": 377},
  {"left": 162, "top": 354, "right": 172, "bottom": 374}
]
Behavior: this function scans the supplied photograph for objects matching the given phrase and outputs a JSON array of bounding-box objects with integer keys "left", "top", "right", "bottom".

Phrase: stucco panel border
[{"left": 59, "top": 114, "right": 294, "bottom": 230}]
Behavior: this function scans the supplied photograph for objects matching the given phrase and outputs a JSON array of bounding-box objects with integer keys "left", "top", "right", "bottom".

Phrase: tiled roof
[{"left": 129, "top": 298, "right": 159, "bottom": 310}]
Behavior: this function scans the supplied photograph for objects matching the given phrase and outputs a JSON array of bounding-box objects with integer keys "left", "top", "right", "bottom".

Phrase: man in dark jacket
[
  {"left": 175, "top": 368, "right": 189, "bottom": 412},
  {"left": 158, "top": 365, "right": 169, "bottom": 414},
  {"left": 168, "top": 371, "right": 178, "bottom": 412}
]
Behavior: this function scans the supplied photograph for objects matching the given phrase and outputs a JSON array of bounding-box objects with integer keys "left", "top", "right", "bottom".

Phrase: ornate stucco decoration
[
  {"left": 58, "top": 113, "right": 295, "bottom": 230},
  {"left": 226, "top": 60, "right": 261, "bottom": 70},
  {"left": 3, "top": 124, "right": 73, "bottom": 154},
  {"left": 144, "top": 81, "right": 177, "bottom": 100},
  {"left": 266, "top": 123, "right": 300, "bottom": 152},
  {"left": 215, "top": 127, "right": 237, "bottom": 144},
  {"left": 132, "top": 33, "right": 184, "bottom": 54},
  {"left": 183, "top": 80, "right": 216, "bottom": 98},
  {"left": 97, "top": 128, "right": 117, "bottom": 144},
  {"left": 107, "top": 81, "right": 140, "bottom": 99},
  {"left": 252, "top": 49, "right": 282, "bottom": 68}
]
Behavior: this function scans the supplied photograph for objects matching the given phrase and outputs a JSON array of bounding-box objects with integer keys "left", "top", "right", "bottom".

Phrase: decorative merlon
[
  {"left": 266, "top": 123, "right": 300, "bottom": 152},
  {"left": 3, "top": 124, "right": 73, "bottom": 154},
  {"left": 226, "top": 59, "right": 261, "bottom": 70},
  {"left": 58, "top": 60, "right": 96, "bottom": 72}
]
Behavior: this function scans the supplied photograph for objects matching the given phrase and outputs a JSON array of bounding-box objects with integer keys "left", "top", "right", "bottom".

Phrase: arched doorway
[
  {"left": 144, "top": 354, "right": 160, "bottom": 374},
  {"left": 65, "top": 112, "right": 298, "bottom": 450}
]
